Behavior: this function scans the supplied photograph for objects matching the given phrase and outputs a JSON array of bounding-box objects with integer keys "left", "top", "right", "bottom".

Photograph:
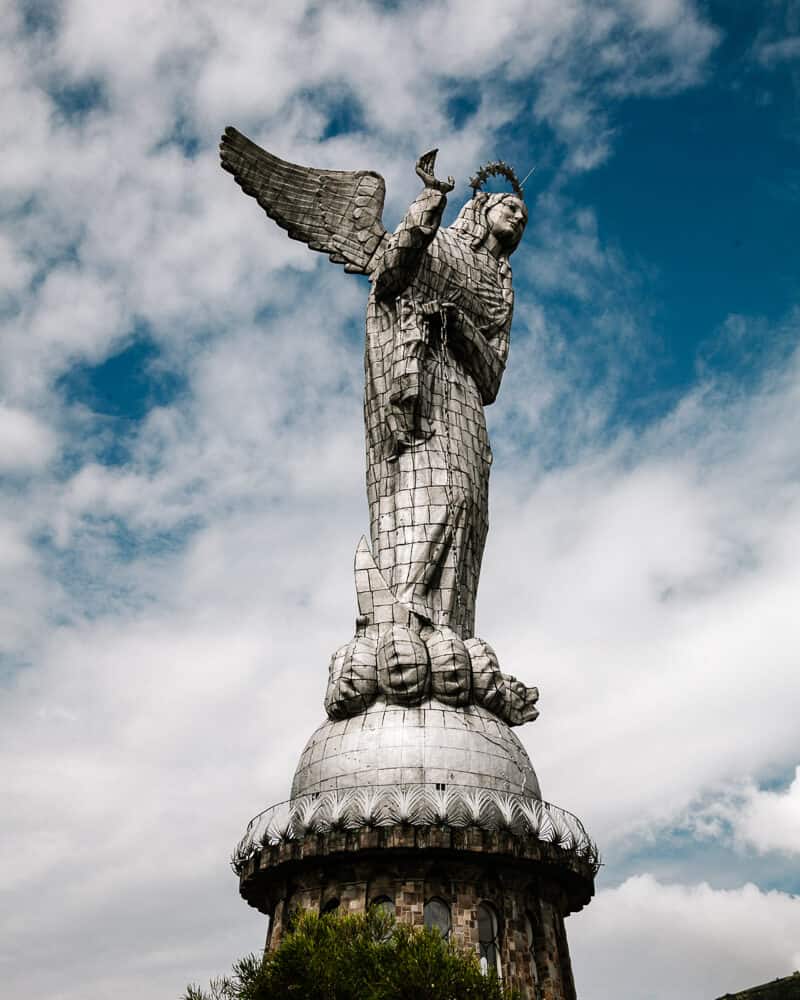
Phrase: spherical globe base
[{"left": 291, "top": 697, "right": 541, "bottom": 799}]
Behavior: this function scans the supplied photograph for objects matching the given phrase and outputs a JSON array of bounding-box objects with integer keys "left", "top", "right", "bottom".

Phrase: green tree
[{"left": 184, "top": 908, "right": 518, "bottom": 1000}]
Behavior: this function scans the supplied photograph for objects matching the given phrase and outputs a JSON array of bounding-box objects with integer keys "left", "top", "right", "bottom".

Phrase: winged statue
[{"left": 221, "top": 126, "right": 539, "bottom": 727}]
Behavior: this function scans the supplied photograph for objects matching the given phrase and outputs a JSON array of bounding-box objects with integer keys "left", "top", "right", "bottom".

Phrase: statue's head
[
  {"left": 486, "top": 193, "right": 527, "bottom": 251},
  {"left": 450, "top": 191, "right": 528, "bottom": 255},
  {"left": 449, "top": 161, "right": 528, "bottom": 256}
]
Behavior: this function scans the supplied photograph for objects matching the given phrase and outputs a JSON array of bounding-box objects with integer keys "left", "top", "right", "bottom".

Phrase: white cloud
[
  {"left": 736, "top": 769, "right": 800, "bottom": 855},
  {"left": 756, "top": 35, "right": 800, "bottom": 65},
  {"left": 0, "top": 232, "right": 34, "bottom": 297},
  {"left": 691, "top": 769, "right": 800, "bottom": 857},
  {"left": 569, "top": 875, "right": 800, "bottom": 1000},
  {"left": 0, "top": 405, "right": 56, "bottom": 470},
  {"left": 753, "top": 0, "right": 800, "bottom": 67}
]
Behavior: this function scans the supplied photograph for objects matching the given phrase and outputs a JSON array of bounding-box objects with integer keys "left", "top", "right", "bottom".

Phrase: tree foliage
[{"left": 184, "top": 908, "right": 518, "bottom": 1000}]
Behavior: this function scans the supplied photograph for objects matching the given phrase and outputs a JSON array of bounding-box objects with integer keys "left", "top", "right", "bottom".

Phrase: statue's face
[{"left": 486, "top": 196, "right": 527, "bottom": 250}]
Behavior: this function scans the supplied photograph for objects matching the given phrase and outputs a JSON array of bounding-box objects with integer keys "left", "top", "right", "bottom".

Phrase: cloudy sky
[{"left": 2, "top": 1, "right": 799, "bottom": 997}]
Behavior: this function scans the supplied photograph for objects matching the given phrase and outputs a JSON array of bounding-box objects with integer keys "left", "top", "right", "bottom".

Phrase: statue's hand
[{"left": 415, "top": 149, "right": 455, "bottom": 194}]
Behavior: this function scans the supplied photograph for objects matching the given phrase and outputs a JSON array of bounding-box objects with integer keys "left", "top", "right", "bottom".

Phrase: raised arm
[{"left": 373, "top": 151, "right": 454, "bottom": 301}]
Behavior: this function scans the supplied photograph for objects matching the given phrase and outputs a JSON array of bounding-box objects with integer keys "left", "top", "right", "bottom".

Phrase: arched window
[
  {"left": 370, "top": 895, "right": 396, "bottom": 918},
  {"left": 525, "top": 908, "right": 548, "bottom": 989},
  {"left": 477, "top": 902, "right": 501, "bottom": 976},
  {"left": 321, "top": 897, "right": 340, "bottom": 915},
  {"left": 423, "top": 897, "right": 451, "bottom": 939}
]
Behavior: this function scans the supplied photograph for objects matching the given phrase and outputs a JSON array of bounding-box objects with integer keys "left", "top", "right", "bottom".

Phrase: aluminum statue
[{"left": 220, "top": 128, "right": 539, "bottom": 727}]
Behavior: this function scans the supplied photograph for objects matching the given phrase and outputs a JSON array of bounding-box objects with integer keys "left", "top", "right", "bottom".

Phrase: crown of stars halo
[{"left": 468, "top": 160, "right": 525, "bottom": 199}]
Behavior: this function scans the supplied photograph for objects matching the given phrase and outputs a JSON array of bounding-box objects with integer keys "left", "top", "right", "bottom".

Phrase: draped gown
[{"left": 363, "top": 188, "right": 515, "bottom": 639}]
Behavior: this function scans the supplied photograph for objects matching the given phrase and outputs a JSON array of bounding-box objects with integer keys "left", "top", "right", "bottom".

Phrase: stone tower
[{"left": 222, "top": 129, "right": 597, "bottom": 999}]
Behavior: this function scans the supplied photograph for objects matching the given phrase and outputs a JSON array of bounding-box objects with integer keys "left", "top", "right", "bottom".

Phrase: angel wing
[{"left": 220, "top": 127, "right": 388, "bottom": 275}]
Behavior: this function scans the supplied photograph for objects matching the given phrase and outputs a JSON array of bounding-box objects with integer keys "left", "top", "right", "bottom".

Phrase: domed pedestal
[{"left": 234, "top": 699, "right": 596, "bottom": 1000}]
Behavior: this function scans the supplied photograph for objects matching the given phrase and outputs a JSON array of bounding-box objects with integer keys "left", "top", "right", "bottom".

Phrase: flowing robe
[{"left": 364, "top": 189, "right": 514, "bottom": 639}]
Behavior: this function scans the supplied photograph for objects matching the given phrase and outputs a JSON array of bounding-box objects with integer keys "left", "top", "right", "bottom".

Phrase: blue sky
[
  {"left": 1, "top": 2, "right": 800, "bottom": 998},
  {"left": 573, "top": 2, "right": 798, "bottom": 398}
]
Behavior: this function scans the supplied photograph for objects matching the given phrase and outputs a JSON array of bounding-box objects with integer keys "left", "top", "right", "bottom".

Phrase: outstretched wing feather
[{"left": 220, "top": 127, "right": 387, "bottom": 274}]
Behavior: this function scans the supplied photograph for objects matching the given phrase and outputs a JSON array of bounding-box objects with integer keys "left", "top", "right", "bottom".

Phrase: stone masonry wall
[{"left": 259, "top": 854, "right": 580, "bottom": 1000}]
